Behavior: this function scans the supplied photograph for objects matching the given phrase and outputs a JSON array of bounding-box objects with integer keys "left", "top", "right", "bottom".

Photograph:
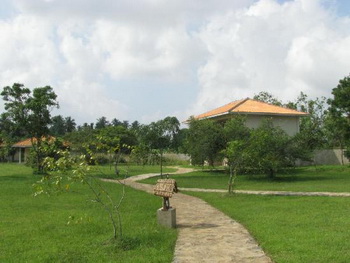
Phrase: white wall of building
[{"left": 245, "top": 115, "right": 300, "bottom": 136}]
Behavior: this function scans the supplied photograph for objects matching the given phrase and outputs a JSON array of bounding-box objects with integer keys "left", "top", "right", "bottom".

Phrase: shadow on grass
[
  {"left": 0, "top": 175, "right": 30, "bottom": 182},
  {"left": 102, "top": 236, "right": 141, "bottom": 251},
  {"left": 245, "top": 175, "right": 329, "bottom": 183}
]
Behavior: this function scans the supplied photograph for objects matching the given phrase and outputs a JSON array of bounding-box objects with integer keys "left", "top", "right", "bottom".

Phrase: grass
[
  {"left": 187, "top": 191, "right": 350, "bottom": 263},
  {"left": 141, "top": 165, "right": 350, "bottom": 193},
  {"left": 91, "top": 163, "right": 178, "bottom": 179},
  {"left": 0, "top": 163, "right": 177, "bottom": 262}
]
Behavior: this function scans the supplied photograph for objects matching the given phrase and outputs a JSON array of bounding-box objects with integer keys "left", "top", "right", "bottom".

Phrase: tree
[
  {"left": 327, "top": 74, "right": 350, "bottom": 160},
  {"left": 253, "top": 91, "right": 282, "bottom": 106},
  {"left": 0, "top": 112, "right": 25, "bottom": 161},
  {"left": 65, "top": 116, "right": 76, "bottom": 133},
  {"left": 223, "top": 140, "right": 246, "bottom": 193},
  {"left": 95, "top": 116, "right": 109, "bottom": 129},
  {"left": 241, "top": 119, "right": 308, "bottom": 178},
  {"left": 1, "top": 83, "right": 59, "bottom": 173},
  {"left": 50, "top": 115, "right": 76, "bottom": 136},
  {"left": 223, "top": 116, "right": 250, "bottom": 143},
  {"left": 293, "top": 92, "right": 328, "bottom": 151},
  {"left": 96, "top": 126, "right": 137, "bottom": 174},
  {"left": 130, "top": 120, "right": 141, "bottom": 130},
  {"left": 35, "top": 144, "right": 126, "bottom": 241},
  {"left": 186, "top": 118, "right": 225, "bottom": 166},
  {"left": 50, "top": 115, "right": 66, "bottom": 136},
  {"left": 222, "top": 116, "right": 251, "bottom": 192},
  {"left": 111, "top": 118, "right": 123, "bottom": 127},
  {"left": 141, "top": 117, "right": 180, "bottom": 175}
]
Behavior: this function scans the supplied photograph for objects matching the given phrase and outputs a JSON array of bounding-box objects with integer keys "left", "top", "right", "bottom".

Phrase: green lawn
[
  {"left": 0, "top": 163, "right": 177, "bottom": 262},
  {"left": 141, "top": 165, "right": 350, "bottom": 193},
  {"left": 187, "top": 192, "right": 350, "bottom": 263},
  {"left": 91, "top": 164, "right": 178, "bottom": 179}
]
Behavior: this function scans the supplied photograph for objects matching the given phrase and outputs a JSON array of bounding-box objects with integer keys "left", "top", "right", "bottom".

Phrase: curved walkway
[{"left": 103, "top": 168, "right": 272, "bottom": 263}]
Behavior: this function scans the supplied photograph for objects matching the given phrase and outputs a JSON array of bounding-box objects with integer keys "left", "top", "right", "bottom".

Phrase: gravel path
[{"left": 103, "top": 168, "right": 272, "bottom": 263}]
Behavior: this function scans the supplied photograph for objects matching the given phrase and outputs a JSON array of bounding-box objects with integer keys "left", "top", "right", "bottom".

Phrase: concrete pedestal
[{"left": 157, "top": 208, "right": 176, "bottom": 228}]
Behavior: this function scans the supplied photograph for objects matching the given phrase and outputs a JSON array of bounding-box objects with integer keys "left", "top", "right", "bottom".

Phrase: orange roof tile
[
  {"left": 194, "top": 98, "right": 308, "bottom": 120},
  {"left": 12, "top": 138, "right": 33, "bottom": 148},
  {"left": 12, "top": 136, "right": 69, "bottom": 148}
]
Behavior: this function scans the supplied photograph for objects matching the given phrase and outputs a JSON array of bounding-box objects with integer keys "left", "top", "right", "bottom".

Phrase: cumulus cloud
[
  {"left": 188, "top": 0, "right": 350, "bottom": 116},
  {"left": 1, "top": 0, "right": 350, "bottom": 124}
]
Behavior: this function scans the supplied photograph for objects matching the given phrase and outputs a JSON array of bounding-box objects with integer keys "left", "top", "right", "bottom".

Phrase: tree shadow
[
  {"left": 245, "top": 175, "right": 329, "bottom": 183},
  {"left": 0, "top": 175, "right": 29, "bottom": 182}
]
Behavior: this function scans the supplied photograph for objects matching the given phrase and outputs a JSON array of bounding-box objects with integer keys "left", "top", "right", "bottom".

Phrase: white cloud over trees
[{"left": 1, "top": 0, "right": 350, "bottom": 123}]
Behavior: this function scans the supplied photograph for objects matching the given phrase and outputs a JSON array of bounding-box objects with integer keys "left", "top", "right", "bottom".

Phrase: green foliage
[
  {"left": 1, "top": 83, "right": 59, "bottom": 173},
  {"left": 327, "top": 74, "right": 350, "bottom": 159},
  {"left": 222, "top": 116, "right": 251, "bottom": 192},
  {"left": 242, "top": 119, "right": 306, "bottom": 177},
  {"left": 186, "top": 118, "right": 225, "bottom": 166},
  {"left": 187, "top": 116, "right": 310, "bottom": 177},
  {"left": 50, "top": 115, "right": 76, "bottom": 136},
  {"left": 294, "top": 92, "right": 328, "bottom": 150},
  {"left": 35, "top": 148, "right": 126, "bottom": 240},
  {"left": 328, "top": 74, "right": 350, "bottom": 117},
  {"left": 95, "top": 116, "right": 109, "bottom": 129},
  {"left": 131, "top": 143, "right": 150, "bottom": 165},
  {"left": 27, "top": 137, "right": 68, "bottom": 174},
  {"left": 253, "top": 91, "right": 282, "bottom": 106}
]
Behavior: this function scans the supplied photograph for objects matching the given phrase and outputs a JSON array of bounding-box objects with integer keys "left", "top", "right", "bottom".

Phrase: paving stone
[{"left": 103, "top": 168, "right": 272, "bottom": 263}]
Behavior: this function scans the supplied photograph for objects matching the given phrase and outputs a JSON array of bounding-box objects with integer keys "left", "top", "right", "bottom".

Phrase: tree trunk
[{"left": 228, "top": 164, "right": 237, "bottom": 194}]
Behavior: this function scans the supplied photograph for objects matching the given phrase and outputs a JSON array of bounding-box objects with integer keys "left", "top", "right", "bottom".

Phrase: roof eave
[{"left": 197, "top": 111, "right": 308, "bottom": 120}]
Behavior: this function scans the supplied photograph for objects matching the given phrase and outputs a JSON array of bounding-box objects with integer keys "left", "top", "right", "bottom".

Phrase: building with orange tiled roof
[
  {"left": 2, "top": 136, "right": 68, "bottom": 163},
  {"left": 11, "top": 138, "right": 33, "bottom": 163},
  {"left": 190, "top": 98, "right": 308, "bottom": 136}
]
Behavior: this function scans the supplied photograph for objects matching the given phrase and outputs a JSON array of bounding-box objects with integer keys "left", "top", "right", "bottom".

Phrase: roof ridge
[
  {"left": 249, "top": 98, "right": 306, "bottom": 113},
  {"left": 228, "top": 97, "right": 250, "bottom": 112}
]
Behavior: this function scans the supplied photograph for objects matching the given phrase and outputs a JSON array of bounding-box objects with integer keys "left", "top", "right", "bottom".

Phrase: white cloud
[
  {"left": 188, "top": 0, "right": 350, "bottom": 116},
  {"left": 56, "top": 78, "right": 129, "bottom": 123},
  {"left": 1, "top": 0, "right": 350, "bottom": 124}
]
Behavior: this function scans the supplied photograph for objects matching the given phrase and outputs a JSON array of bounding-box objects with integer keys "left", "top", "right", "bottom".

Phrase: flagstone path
[{"left": 103, "top": 167, "right": 272, "bottom": 263}]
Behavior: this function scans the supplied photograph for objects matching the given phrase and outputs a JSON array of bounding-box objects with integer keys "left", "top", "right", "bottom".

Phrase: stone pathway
[{"left": 103, "top": 168, "right": 272, "bottom": 263}]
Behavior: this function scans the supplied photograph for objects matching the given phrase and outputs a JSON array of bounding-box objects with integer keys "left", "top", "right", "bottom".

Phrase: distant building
[
  {"left": 11, "top": 138, "right": 33, "bottom": 163},
  {"left": 189, "top": 98, "right": 308, "bottom": 136},
  {"left": 1, "top": 136, "right": 68, "bottom": 163}
]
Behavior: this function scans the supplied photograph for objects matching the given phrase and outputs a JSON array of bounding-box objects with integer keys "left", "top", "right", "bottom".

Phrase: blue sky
[{"left": 1, "top": 0, "right": 350, "bottom": 125}]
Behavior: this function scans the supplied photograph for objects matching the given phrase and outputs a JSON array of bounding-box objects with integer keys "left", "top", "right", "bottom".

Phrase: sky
[{"left": 1, "top": 0, "right": 350, "bottom": 125}]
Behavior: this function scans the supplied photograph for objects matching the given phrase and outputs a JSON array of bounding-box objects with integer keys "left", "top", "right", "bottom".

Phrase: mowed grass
[
  {"left": 0, "top": 164, "right": 177, "bottom": 262},
  {"left": 91, "top": 164, "right": 178, "bottom": 179},
  {"left": 188, "top": 192, "right": 350, "bottom": 263},
  {"left": 142, "top": 165, "right": 350, "bottom": 193}
]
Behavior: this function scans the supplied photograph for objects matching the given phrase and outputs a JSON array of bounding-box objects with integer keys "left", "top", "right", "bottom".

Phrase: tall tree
[
  {"left": 253, "top": 91, "right": 282, "bottom": 106},
  {"left": 65, "top": 116, "right": 76, "bottom": 133},
  {"left": 1, "top": 83, "right": 59, "bottom": 173},
  {"left": 223, "top": 116, "right": 251, "bottom": 192},
  {"left": 50, "top": 115, "right": 66, "bottom": 136},
  {"left": 95, "top": 116, "right": 109, "bottom": 129},
  {"left": 186, "top": 118, "right": 225, "bottom": 166},
  {"left": 111, "top": 118, "right": 123, "bottom": 127},
  {"left": 242, "top": 119, "right": 296, "bottom": 178},
  {"left": 327, "top": 74, "right": 350, "bottom": 160},
  {"left": 294, "top": 92, "right": 328, "bottom": 151}
]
